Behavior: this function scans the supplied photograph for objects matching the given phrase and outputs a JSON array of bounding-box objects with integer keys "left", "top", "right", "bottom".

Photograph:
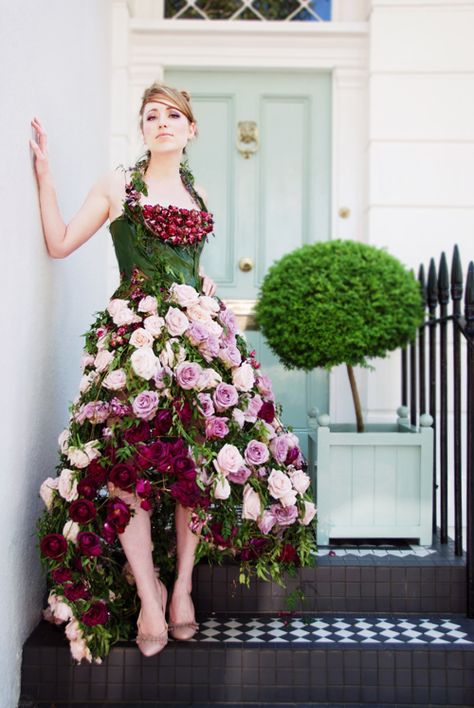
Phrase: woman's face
[{"left": 141, "top": 99, "right": 195, "bottom": 155}]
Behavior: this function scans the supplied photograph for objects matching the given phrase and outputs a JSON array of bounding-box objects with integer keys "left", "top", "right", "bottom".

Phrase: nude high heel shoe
[
  {"left": 168, "top": 590, "right": 199, "bottom": 641},
  {"left": 136, "top": 578, "right": 169, "bottom": 657}
]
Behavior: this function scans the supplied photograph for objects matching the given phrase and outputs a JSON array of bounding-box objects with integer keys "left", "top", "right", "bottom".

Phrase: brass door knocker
[{"left": 236, "top": 121, "right": 259, "bottom": 159}]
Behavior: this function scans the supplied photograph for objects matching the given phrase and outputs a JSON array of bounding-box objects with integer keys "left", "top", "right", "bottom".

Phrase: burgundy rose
[
  {"left": 136, "top": 441, "right": 171, "bottom": 472},
  {"left": 81, "top": 601, "right": 109, "bottom": 627},
  {"left": 86, "top": 460, "right": 108, "bottom": 485},
  {"left": 72, "top": 555, "right": 84, "bottom": 572},
  {"left": 77, "top": 477, "right": 98, "bottom": 500},
  {"left": 257, "top": 401, "right": 275, "bottom": 424},
  {"left": 169, "top": 437, "right": 188, "bottom": 457},
  {"left": 285, "top": 446, "right": 300, "bottom": 465},
  {"left": 136, "top": 479, "right": 152, "bottom": 497},
  {"left": 77, "top": 531, "right": 102, "bottom": 557},
  {"left": 240, "top": 538, "right": 269, "bottom": 561},
  {"left": 153, "top": 409, "right": 173, "bottom": 435},
  {"left": 69, "top": 499, "right": 96, "bottom": 524},
  {"left": 278, "top": 543, "right": 298, "bottom": 564},
  {"left": 102, "top": 521, "right": 117, "bottom": 544},
  {"left": 109, "top": 462, "right": 137, "bottom": 490},
  {"left": 171, "top": 479, "right": 208, "bottom": 509},
  {"left": 123, "top": 420, "right": 150, "bottom": 444},
  {"left": 63, "top": 581, "right": 90, "bottom": 601},
  {"left": 40, "top": 533, "right": 67, "bottom": 560},
  {"left": 106, "top": 498, "right": 131, "bottom": 533},
  {"left": 140, "top": 498, "right": 153, "bottom": 511},
  {"left": 173, "top": 456, "right": 196, "bottom": 480},
  {"left": 209, "top": 523, "right": 237, "bottom": 547},
  {"left": 51, "top": 567, "right": 73, "bottom": 584},
  {"left": 173, "top": 397, "right": 193, "bottom": 425}
]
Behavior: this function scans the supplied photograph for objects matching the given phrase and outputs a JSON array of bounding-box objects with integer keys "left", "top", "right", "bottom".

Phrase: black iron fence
[{"left": 401, "top": 245, "right": 474, "bottom": 616}]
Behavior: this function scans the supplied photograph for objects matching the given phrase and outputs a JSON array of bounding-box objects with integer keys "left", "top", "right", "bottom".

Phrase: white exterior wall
[{"left": 0, "top": 2, "right": 112, "bottom": 706}]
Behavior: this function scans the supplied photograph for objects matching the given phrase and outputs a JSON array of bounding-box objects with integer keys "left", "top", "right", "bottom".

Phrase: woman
[{"left": 32, "top": 83, "right": 317, "bottom": 663}]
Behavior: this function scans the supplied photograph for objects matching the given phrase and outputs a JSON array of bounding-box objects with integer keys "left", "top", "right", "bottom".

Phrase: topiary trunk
[{"left": 346, "top": 365, "right": 364, "bottom": 432}]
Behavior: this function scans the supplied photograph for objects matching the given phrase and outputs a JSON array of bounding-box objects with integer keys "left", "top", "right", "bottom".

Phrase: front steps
[{"left": 20, "top": 533, "right": 474, "bottom": 707}]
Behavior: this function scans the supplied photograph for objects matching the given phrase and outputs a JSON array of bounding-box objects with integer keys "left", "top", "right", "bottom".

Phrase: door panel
[{"left": 165, "top": 68, "right": 332, "bottom": 457}]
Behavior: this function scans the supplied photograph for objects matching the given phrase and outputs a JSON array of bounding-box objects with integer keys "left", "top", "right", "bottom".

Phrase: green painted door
[{"left": 166, "top": 69, "right": 331, "bottom": 456}]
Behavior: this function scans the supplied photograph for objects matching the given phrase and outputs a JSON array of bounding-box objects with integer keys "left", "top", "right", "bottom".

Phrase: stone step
[{"left": 21, "top": 612, "right": 474, "bottom": 706}]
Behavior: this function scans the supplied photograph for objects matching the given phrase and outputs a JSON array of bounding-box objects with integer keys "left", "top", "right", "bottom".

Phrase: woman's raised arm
[{"left": 30, "top": 116, "right": 111, "bottom": 259}]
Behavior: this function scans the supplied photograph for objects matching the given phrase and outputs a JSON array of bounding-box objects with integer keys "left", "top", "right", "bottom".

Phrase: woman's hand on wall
[{"left": 30, "top": 117, "right": 51, "bottom": 181}]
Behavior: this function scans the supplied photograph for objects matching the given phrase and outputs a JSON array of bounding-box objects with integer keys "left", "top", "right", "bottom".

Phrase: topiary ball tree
[{"left": 254, "top": 239, "right": 424, "bottom": 432}]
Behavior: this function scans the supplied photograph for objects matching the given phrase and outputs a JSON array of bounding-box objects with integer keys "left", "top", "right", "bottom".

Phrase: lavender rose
[
  {"left": 213, "top": 382, "right": 239, "bottom": 412},
  {"left": 197, "top": 392, "right": 215, "bottom": 417},
  {"left": 270, "top": 503, "right": 298, "bottom": 527},
  {"left": 213, "top": 444, "right": 244, "bottom": 476},
  {"left": 205, "top": 416, "right": 229, "bottom": 439},
  {"left": 132, "top": 391, "right": 160, "bottom": 421},
  {"left": 244, "top": 440, "right": 270, "bottom": 466},
  {"left": 175, "top": 361, "right": 203, "bottom": 390}
]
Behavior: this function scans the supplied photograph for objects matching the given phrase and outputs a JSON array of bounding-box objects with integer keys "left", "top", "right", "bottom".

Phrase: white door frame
[{"left": 109, "top": 0, "right": 370, "bottom": 423}]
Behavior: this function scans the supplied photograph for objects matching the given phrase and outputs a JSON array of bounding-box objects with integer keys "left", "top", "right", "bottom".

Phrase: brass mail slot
[{"left": 223, "top": 299, "right": 258, "bottom": 331}]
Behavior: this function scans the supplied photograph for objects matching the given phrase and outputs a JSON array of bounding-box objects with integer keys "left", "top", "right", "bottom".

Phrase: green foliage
[{"left": 254, "top": 239, "right": 424, "bottom": 371}]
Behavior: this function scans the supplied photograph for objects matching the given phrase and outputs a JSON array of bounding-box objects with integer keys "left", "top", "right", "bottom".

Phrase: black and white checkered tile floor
[{"left": 192, "top": 614, "right": 474, "bottom": 645}]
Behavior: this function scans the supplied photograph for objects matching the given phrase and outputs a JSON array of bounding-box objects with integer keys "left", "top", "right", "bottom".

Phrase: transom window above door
[{"left": 164, "top": 0, "right": 332, "bottom": 21}]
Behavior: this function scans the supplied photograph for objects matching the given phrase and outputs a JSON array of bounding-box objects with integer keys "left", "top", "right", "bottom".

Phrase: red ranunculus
[
  {"left": 109, "top": 462, "right": 137, "bottom": 490},
  {"left": 173, "top": 455, "right": 196, "bottom": 479},
  {"left": 140, "top": 499, "right": 153, "bottom": 511},
  {"left": 102, "top": 521, "right": 117, "bottom": 544},
  {"left": 77, "top": 532, "right": 102, "bottom": 557},
  {"left": 135, "top": 479, "right": 152, "bottom": 497},
  {"left": 285, "top": 446, "right": 300, "bottom": 465},
  {"left": 136, "top": 441, "right": 171, "bottom": 472},
  {"left": 40, "top": 533, "right": 68, "bottom": 560},
  {"left": 170, "top": 479, "right": 205, "bottom": 508},
  {"left": 77, "top": 477, "right": 98, "bottom": 500},
  {"left": 169, "top": 437, "right": 188, "bottom": 457},
  {"left": 153, "top": 409, "right": 173, "bottom": 435},
  {"left": 106, "top": 498, "right": 131, "bottom": 533},
  {"left": 257, "top": 401, "right": 275, "bottom": 423},
  {"left": 86, "top": 460, "right": 107, "bottom": 485},
  {"left": 173, "top": 397, "right": 192, "bottom": 425},
  {"left": 123, "top": 420, "right": 150, "bottom": 444},
  {"left": 81, "top": 600, "right": 109, "bottom": 626},
  {"left": 63, "top": 581, "right": 90, "bottom": 601},
  {"left": 51, "top": 567, "right": 73, "bottom": 584},
  {"left": 278, "top": 543, "right": 298, "bottom": 564},
  {"left": 69, "top": 499, "right": 96, "bottom": 524}
]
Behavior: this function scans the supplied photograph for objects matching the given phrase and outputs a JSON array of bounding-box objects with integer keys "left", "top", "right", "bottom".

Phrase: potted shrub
[{"left": 254, "top": 239, "right": 434, "bottom": 545}]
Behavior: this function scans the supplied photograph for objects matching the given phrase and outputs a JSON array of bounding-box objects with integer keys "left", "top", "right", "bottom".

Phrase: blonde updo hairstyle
[{"left": 138, "top": 82, "right": 198, "bottom": 157}]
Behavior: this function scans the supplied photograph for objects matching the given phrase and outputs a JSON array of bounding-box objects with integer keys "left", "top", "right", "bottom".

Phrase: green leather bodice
[{"left": 109, "top": 214, "right": 206, "bottom": 293}]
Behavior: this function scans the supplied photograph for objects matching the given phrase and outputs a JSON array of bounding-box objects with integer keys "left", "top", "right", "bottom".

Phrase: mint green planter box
[{"left": 308, "top": 411, "right": 434, "bottom": 546}]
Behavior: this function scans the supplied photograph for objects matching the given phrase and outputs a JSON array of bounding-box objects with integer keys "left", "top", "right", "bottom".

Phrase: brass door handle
[
  {"left": 236, "top": 121, "right": 258, "bottom": 159},
  {"left": 239, "top": 257, "right": 253, "bottom": 272}
]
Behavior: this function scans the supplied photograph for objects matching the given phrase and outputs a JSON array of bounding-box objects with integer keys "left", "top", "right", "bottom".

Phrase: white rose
[
  {"left": 39, "top": 477, "right": 58, "bottom": 510},
  {"left": 196, "top": 368, "right": 222, "bottom": 390},
  {"left": 107, "top": 298, "right": 129, "bottom": 317},
  {"left": 58, "top": 468, "right": 79, "bottom": 501},
  {"left": 94, "top": 350, "right": 114, "bottom": 373},
  {"left": 66, "top": 446, "right": 90, "bottom": 469},
  {"left": 102, "top": 369, "right": 127, "bottom": 391},
  {"left": 159, "top": 339, "right": 186, "bottom": 368},
  {"left": 62, "top": 520, "right": 80, "bottom": 543},
  {"left": 137, "top": 295, "right": 158, "bottom": 314},
  {"left": 241, "top": 484, "right": 262, "bottom": 521},
  {"left": 96, "top": 334, "right": 109, "bottom": 351},
  {"left": 280, "top": 490, "right": 298, "bottom": 508},
  {"left": 213, "top": 476, "right": 231, "bottom": 500},
  {"left": 299, "top": 500, "right": 317, "bottom": 525},
  {"left": 79, "top": 370, "right": 99, "bottom": 394},
  {"left": 232, "top": 408, "right": 245, "bottom": 428},
  {"left": 165, "top": 307, "right": 190, "bottom": 336},
  {"left": 131, "top": 346, "right": 159, "bottom": 380},
  {"left": 232, "top": 363, "right": 255, "bottom": 392},
  {"left": 289, "top": 469, "right": 311, "bottom": 495},
  {"left": 267, "top": 469, "right": 292, "bottom": 500},
  {"left": 80, "top": 352, "right": 94, "bottom": 371},
  {"left": 113, "top": 307, "right": 141, "bottom": 327},
  {"left": 170, "top": 283, "right": 200, "bottom": 308},
  {"left": 198, "top": 295, "right": 220, "bottom": 314},
  {"left": 84, "top": 440, "right": 101, "bottom": 461},
  {"left": 186, "top": 304, "right": 212, "bottom": 324},
  {"left": 65, "top": 619, "right": 83, "bottom": 642},
  {"left": 58, "top": 429, "right": 70, "bottom": 453},
  {"left": 144, "top": 315, "right": 165, "bottom": 336},
  {"left": 129, "top": 328, "right": 154, "bottom": 348}
]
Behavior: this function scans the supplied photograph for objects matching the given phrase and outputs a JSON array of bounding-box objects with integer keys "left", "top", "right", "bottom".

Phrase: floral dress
[{"left": 37, "top": 156, "right": 317, "bottom": 662}]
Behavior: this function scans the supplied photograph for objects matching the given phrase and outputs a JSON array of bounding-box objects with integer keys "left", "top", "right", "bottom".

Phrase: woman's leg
[
  {"left": 168, "top": 502, "right": 200, "bottom": 635},
  {"left": 108, "top": 484, "right": 167, "bottom": 638}
]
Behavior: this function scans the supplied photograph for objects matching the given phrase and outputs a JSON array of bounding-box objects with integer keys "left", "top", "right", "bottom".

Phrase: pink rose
[
  {"left": 58, "top": 469, "right": 79, "bottom": 501},
  {"left": 187, "top": 304, "right": 212, "bottom": 324},
  {"left": 58, "top": 429, "right": 70, "bottom": 453},
  {"left": 175, "top": 361, "right": 203, "bottom": 390},
  {"left": 102, "top": 369, "right": 127, "bottom": 391},
  {"left": 154, "top": 365, "right": 173, "bottom": 391},
  {"left": 132, "top": 391, "right": 160, "bottom": 421},
  {"left": 243, "top": 394, "right": 264, "bottom": 422},
  {"left": 66, "top": 447, "right": 90, "bottom": 469},
  {"left": 257, "top": 509, "right": 276, "bottom": 534},
  {"left": 290, "top": 469, "right": 311, "bottom": 494},
  {"left": 269, "top": 435, "right": 290, "bottom": 463},
  {"left": 79, "top": 371, "right": 99, "bottom": 394},
  {"left": 244, "top": 440, "right": 270, "bottom": 466},
  {"left": 270, "top": 503, "right": 299, "bottom": 527},
  {"left": 40, "top": 477, "right": 58, "bottom": 510},
  {"left": 213, "top": 382, "right": 239, "bottom": 412},
  {"left": 84, "top": 440, "right": 101, "bottom": 462},
  {"left": 205, "top": 416, "right": 229, "bottom": 439},
  {"left": 131, "top": 347, "right": 159, "bottom": 380},
  {"left": 232, "top": 363, "right": 255, "bottom": 392},
  {"left": 227, "top": 466, "right": 251, "bottom": 485},
  {"left": 113, "top": 307, "right": 141, "bottom": 327},
  {"left": 197, "top": 368, "right": 222, "bottom": 391},
  {"left": 197, "top": 393, "right": 214, "bottom": 417},
  {"left": 129, "top": 328, "right": 154, "bottom": 348},
  {"left": 62, "top": 520, "right": 80, "bottom": 543},
  {"left": 232, "top": 408, "right": 245, "bottom": 428},
  {"left": 165, "top": 306, "right": 190, "bottom": 336},
  {"left": 137, "top": 295, "right": 157, "bottom": 314},
  {"left": 159, "top": 339, "right": 186, "bottom": 368},
  {"left": 267, "top": 469, "right": 292, "bottom": 500},
  {"left": 241, "top": 484, "right": 262, "bottom": 521},
  {"left": 69, "top": 637, "right": 92, "bottom": 663},
  {"left": 299, "top": 500, "right": 317, "bottom": 525},
  {"left": 198, "top": 295, "right": 220, "bottom": 314},
  {"left": 218, "top": 306, "right": 238, "bottom": 334},
  {"left": 280, "top": 489, "right": 298, "bottom": 508},
  {"left": 144, "top": 314, "right": 165, "bottom": 336},
  {"left": 219, "top": 345, "right": 242, "bottom": 369},
  {"left": 107, "top": 298, "right": 129, "bottom": 317},
  {"left": 213, "top": 476, "right": 231, "bottom": 500},
  {"left": 198, "top": 335, "right": 220, "bottom": 363},
  {"left": 94, "top": 350, "right": 114, "bottom": 373},
  {"left": 65, "top": 619, "right": 82, "bottom": 642},
  {"left": 170, "top": 283, "right": 199, "bottom": 308},
  {"left": 80, "top": 352, "right": 94, "bottom": 371},
  {"left": 256, "top": 373, "right": 274, "bottom": 400},
  {"left": 213, "top": 444, "right": 244, "bottom": 476}
]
